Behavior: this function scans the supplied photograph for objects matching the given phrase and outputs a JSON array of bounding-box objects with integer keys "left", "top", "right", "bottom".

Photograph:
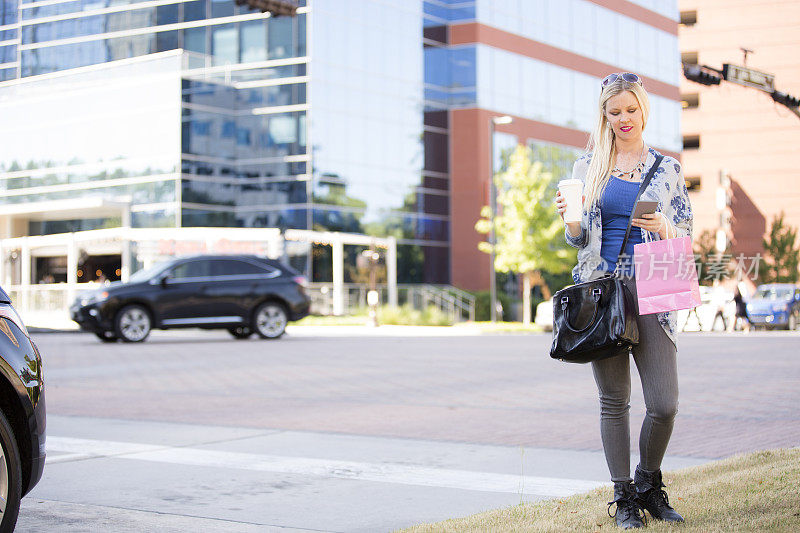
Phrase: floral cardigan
[{"left": 564, "top": 147, "right": 694, "bottom": 348}]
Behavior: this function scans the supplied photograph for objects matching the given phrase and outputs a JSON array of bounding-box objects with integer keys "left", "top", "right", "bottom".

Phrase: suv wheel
[
  {"left": 94, "top": 331, "right": 118, "bottom": 343},
  {"left": 115, "top": 304, "right": 152, "bottom": 342},
  {"left": 254, "top": 302, "right": 288, "bottom": 339},
  {"left": 228, "top": 326, "right": 253, "bottom": 339},
  {"left": 0, "top": 411, "right": 22, "bottom": 532}
]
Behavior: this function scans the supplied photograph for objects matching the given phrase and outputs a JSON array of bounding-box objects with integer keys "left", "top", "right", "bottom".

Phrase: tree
[
  {"left": 760, "top": 212, "right": 800, "bottom": 283},
  {"left": 475, "top": 144, "right": 576, "bottom": 325},
  {"left": 692, "top": 229, "right": 733, "bottom": 286}
]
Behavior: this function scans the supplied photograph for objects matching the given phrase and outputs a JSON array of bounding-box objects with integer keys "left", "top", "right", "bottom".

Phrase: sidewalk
[{"left": 26, "top": 415, "right": 708, "bottom": 532}]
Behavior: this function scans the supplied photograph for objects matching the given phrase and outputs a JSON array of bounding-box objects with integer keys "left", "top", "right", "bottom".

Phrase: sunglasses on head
[{"left": 601, "top": 72, "right": 642, "bottom": 88}]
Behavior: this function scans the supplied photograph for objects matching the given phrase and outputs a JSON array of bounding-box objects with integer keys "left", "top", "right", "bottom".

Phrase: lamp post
[
  {"left": 489, "top": 115, "right": 513, "bottom": 323},
  {"left": 360, "top": 247, "right": 381, "bottom": 327}
]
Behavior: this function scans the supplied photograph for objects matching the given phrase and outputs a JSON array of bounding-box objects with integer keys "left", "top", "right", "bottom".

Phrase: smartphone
[{"left": 632, "top": 200, "right": 658, "bottom": 219}]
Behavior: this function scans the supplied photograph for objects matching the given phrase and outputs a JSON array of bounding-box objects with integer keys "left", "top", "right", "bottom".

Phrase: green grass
[
  {"left": 378, "top": 304, "right": 452, "bottom": 326},
  {"left": 399, "top": 448, "right": 800, "bottom": 533},
  {"left": 293, "top": 313, "right": 370, "bottom": 326},
  {"left": 294, "top": 305, "right": 452, "bottom": 327}
]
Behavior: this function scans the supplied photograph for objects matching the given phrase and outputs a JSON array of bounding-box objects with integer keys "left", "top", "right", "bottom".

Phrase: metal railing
[
  {"left": 5, "top": 282, "right": 476, "bottom": 327},
  {"left": 6, "top": 283, "right": 103, "bottom": 328},
  {"left": 7, "top": 283, "right": 103, "bottom": 312},
  {"left": 306, "top": 283, "right": 475, "bottom": 323}
]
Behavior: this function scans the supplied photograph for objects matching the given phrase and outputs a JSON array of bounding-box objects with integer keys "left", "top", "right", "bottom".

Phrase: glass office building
[
  {"left": 0, "top": 0, "right": 680, "bottom": 288},
  {"left": 422, "top": 0, "right": 681, "bottom": 289}
]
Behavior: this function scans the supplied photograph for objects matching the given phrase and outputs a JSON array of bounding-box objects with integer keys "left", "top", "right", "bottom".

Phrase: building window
[
  {"left": 680, "top": 10, "right": 697, "bottom": 27},
  {"left": 681, "top": 51, "right": 698, "bottom": 65},
  {"left": 681, "top": 93, "right": 699, "bottom": 109},
  {"left": 685, "top": 176, "right": 701, "bottom": 191},
  {"left": 683, "top": 135, "right": 700, "bottom": 150}
]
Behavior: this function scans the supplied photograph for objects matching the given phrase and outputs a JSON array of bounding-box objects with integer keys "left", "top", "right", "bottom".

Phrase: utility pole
[{"left": 740, "top": 47, "right": 753, "bottom": 66}]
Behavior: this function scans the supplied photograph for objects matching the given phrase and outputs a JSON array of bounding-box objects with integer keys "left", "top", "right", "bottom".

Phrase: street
[{"left": 17, "top": 328, "right": 800, "bottom": 532}]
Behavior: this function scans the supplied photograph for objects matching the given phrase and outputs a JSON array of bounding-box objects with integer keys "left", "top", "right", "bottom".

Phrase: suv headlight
[{"left": 78, "top": 291, "right": 109, "bottom": 307}]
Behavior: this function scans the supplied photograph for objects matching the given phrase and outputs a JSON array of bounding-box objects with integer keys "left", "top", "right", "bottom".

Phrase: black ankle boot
[
  {"left": 634, "top": 466, "right": 684, "bottom": 522},
  {"left": 608, "top": 481, "right": 647, "bottom": 529}
]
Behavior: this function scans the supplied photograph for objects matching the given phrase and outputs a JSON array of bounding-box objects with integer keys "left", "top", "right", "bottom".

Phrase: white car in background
[
  {"left": 534, "top": 285, "right": 735, "bottom": 333},
  {"left": 534, "top": 298, "right": 554, "bottom": 331}
]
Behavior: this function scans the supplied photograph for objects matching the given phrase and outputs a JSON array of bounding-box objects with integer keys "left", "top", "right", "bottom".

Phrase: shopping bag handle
[{"left": 616, "top": 155, "right": 664, "bottom": 272}]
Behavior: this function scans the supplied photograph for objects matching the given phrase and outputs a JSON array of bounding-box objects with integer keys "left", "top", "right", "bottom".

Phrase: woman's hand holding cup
[{"left": 556, "top": 179, "right": 583, "bottom": 237}]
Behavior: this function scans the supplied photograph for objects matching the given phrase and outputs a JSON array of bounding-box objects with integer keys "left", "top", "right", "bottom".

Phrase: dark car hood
[
  {"left": 0, "top": 285, "right": 11, "bottom": 304},
  {"left": 76, "top": 280, "right": 149, "bottom": 302},
  {"left": 104, "top": 280, "right": 151, "bottom": 294}
]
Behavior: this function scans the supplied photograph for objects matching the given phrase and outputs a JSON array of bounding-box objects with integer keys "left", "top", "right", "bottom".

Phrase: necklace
[{"left": 612, "top": 145, "right": 647, "bottom": 181}]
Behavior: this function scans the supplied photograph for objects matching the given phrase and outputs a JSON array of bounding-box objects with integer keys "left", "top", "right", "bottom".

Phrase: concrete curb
[{"left": 28, "top": 327, "right": 84, "bottom": 334}]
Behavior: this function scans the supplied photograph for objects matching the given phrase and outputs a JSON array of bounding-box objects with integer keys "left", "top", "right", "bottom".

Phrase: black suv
[
  {"left": 0, "top": 288, "right": 46, "bottom": 531},
  {"left": 71, "top": 254, "right": 311, "bottom": 342}
]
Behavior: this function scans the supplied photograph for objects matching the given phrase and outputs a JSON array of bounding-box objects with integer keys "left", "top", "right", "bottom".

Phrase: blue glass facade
[
  {"left": 0, "top": 0, "right": 18, "bottom": 81},
  {"left": 423, "top": 1, "right": 476, "bottom": 110},
  {"left": 310, "top": 0, "right": 449, "bottom": 282},
  {"left": 180, "top": 68, "right": 309, "bottom": 230},
  {"left": 0, "top": 0, "right": 455, "bottom": 284},
  {"left": 19, "top": 2, "right": 306, "bottom": 77},
  {"left": 0, "top": 54, "right": 182, "bottom": 232}
]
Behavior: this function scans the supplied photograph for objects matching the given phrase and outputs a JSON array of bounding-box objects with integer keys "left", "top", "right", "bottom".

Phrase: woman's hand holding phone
[{"left": 631, "top": 201, "right": 675, "bottom": 239}]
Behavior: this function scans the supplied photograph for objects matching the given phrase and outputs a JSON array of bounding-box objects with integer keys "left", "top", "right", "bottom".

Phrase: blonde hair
[{"left": 584, "top": 79, "right": 651, "bottom": 209}]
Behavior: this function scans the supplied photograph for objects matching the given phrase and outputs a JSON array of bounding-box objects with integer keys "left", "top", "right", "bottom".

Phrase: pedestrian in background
[
  {"left": 729, "top": 284, "right": 750, "bottom": 333},
  {"left": 555, "top": 72, "right": 693, "bottom": 529}
]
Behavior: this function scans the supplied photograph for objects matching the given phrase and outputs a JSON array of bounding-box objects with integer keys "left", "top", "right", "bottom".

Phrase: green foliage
[
  {"left": 693, "top": 229, "right": 733, "bottom": 286},
  {"left": 378, "top": 304, "right": 452, "bottom": 326},
  {"left": 474, "top": 144, "right": 578, "bottom": 323},
  {"left": 469, "top": 290, "right": 515, "bottom": 322},
  {"left": 528, "top": 269, "right": 576, "bottom": 319},
  {"left": 312, "top": 174, "right": 368, "bottom": 210},
  {"left": 475, "top": 144, "right": 576, "bottom": 276},
  {"left": 761, "top": 212, "right": 800, "bottom": 283}
]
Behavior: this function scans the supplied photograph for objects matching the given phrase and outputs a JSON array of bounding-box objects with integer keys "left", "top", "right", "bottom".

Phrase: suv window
[
  {"left": 210, "top": 259, "right": 276, "bottom": 277},
  {"left": 170, "top": 260, "right": 211, "bottom": 280}
]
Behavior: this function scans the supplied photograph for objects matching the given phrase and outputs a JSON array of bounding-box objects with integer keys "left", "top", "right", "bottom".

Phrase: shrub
[
  {"left": 470, "top": 291, "right": 515, "bottom": 322},
  {"left": 378, "top": 304, "right": 452, "bottom": 326}
]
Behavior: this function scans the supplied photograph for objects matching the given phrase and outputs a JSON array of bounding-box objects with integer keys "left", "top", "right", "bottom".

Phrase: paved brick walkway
[{"left": 34, "top": 330, "right": 800, "bottom": 460}]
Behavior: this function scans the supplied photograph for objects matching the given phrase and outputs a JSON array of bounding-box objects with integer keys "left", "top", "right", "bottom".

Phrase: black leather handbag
[{"left": 550, "top": 155, "right": 663, "bottom": 364}]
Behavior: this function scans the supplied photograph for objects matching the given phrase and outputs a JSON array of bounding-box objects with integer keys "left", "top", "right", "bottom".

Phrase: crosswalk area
[
  {"left": 47, "top": 436, "right": 606, "bottom": 498},
  {"left": 19, "top": 416, "right": 706, "bottom": 532}
]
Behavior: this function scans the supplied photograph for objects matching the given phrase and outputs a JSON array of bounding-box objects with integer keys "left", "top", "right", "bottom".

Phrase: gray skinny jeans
[{"left": 588, "top": 270, "right": 679, "bottom": 483}]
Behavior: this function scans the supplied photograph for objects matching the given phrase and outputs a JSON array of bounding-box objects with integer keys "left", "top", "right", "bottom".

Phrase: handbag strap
[{"left": 615, "top": 154, "right": 664, "bottom": 266}]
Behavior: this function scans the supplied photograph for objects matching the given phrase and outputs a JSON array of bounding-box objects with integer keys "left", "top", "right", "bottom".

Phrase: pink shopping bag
[{"left": 633, "top": 236, "right": 701, "bottom": 315}]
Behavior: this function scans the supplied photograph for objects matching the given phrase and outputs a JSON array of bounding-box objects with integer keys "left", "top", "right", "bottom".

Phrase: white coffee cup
[{"left": 558, "top": 179, "right": 583, "bottom": 223}]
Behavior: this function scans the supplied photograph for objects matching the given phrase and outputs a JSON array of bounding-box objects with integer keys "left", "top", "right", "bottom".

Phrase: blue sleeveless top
[{"left": 600, "top": 176, "right": 643, "bottom": 275}]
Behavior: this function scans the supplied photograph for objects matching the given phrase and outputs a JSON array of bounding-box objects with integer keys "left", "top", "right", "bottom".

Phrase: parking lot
[{"left": 16, "top": 328, "right": 800, "bottom": 531}]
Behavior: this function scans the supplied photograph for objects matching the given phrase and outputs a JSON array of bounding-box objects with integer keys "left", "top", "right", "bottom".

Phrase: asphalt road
[{"left": 15, "top": 328, "right": 800, "bottom": 532}]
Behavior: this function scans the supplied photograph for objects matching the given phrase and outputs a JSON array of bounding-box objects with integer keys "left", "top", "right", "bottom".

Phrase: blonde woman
[{"left": 555, "top": 73, "right": 693, "bottom": 529}]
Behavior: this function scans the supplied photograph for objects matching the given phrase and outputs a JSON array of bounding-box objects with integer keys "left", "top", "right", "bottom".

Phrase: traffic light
[
  {"left": 234, "top": 0, "right": 297, "bottom": 16},
  {"left": 683, "top": 64, "right": 722, "bottom": 86},
  {"left": 771, "top": 90, "right": 800, "bottom": 108}
]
